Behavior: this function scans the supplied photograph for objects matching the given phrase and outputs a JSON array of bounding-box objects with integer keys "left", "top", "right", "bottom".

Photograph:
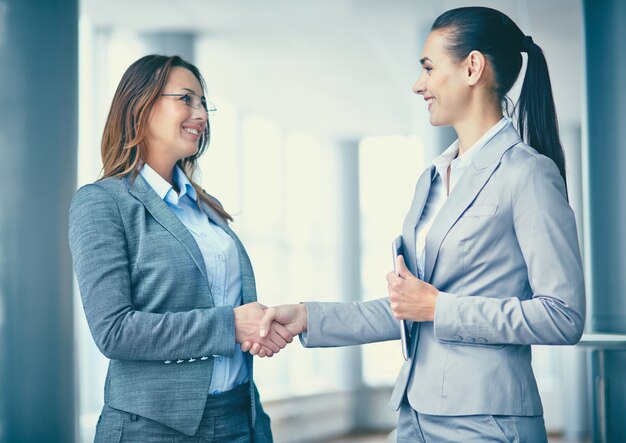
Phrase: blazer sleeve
[
  {"left": 69, "top": 183, "right": 236, "bottom": 361},
  {"left": 433, "top": 154, "right": 586, "bottom": 345},
  {"left": 300, "top": 298, "right": 401, "bottom": 347}
]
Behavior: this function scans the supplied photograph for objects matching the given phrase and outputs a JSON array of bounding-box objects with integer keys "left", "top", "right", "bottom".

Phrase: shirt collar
[
  {"left": 432, "top": 117, "right": 511, "bottom": 179},
  {"left": 139, "top": 163, "right": 197, "bottom": 205},
  {"left": 173, "top": 166, "right": 197, "bottom": 202}
]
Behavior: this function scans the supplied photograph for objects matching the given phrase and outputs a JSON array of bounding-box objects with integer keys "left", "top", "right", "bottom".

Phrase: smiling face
[
  {"left": 412, "top": 30, "right": 472, "bottom": 127},
  {"left": 145, "top": 66, "right": 208, "bottom": 166}
]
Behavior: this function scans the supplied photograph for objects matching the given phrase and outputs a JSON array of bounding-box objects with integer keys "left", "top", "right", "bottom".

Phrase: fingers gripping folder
[{"left": 392, "top": 235, "right": 410, "bottom": 360}]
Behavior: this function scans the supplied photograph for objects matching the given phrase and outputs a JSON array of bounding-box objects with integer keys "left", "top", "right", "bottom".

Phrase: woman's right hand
[
  {"left": 234, "top": 302, "right": 294, "bottom": 357},
  {"left": 241, "top": 304, "right": 308, "bottom": 357}
]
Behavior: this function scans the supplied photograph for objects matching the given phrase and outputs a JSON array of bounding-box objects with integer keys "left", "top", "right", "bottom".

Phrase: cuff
[
  {"left": 211, "top": 306, "right": 237, "bottom": 357},
  {"left": 433, "top": 291, "right": 459, "bottom": 341},
  {"left": 298, "top": 302, "right": 318, "bottom": 347}
]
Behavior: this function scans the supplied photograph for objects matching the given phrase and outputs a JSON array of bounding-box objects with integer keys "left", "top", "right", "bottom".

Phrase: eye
[
  {"left": 179, "top": 94, "right": 193, "bottom": 105},
  {"left": 423, "top": 66, "right": 433, "bottom": 74}
]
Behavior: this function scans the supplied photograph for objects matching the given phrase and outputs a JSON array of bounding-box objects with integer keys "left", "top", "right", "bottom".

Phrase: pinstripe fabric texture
[{"left": 69, "top": 173, "right": 270, "bottom": 438}]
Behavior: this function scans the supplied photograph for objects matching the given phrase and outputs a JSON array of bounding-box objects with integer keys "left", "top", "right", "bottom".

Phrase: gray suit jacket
[
  {"left": 69, "top": 174, "right": 267, "bottom": 436},
  {"left": 302, "top": 124, "right": 585, "bottom": 416}
]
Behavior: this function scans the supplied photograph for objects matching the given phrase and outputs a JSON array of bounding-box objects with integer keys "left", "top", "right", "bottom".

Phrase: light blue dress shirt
[
  {"left": 415, "top": 117, "right": 511, "bottom": 279},
  {"left": 140, "top": 164, "right": 249, "bottom": 394}
]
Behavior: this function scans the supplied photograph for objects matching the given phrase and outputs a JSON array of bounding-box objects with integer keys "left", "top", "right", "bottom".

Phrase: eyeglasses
[{"left": 160, "top": 93, "right": 217, "bottom": 116}]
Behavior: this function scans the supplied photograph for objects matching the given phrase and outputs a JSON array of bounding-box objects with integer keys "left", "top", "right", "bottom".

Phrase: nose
[
  {"left": 192, "top": 106, "right": 208, "bottom": 123},
  {"left": 412, "top": 72, "right": 426, "bottom": 95}
]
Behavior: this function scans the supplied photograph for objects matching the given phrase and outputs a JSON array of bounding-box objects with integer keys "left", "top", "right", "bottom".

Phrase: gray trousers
[
  {"left": 94, "top": 383, "right": 272, "bottom": 443},
  {"left": 397, "top": 398, "right": 548, "bottom": 443}
]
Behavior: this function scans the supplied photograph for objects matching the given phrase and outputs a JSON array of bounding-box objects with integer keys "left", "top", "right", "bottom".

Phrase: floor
[
  {"left": 324, "top": 433, "right": 390, "bottom": 443},
  {"left": 324, "top": 431, "right": 587, "bottom": 443}
]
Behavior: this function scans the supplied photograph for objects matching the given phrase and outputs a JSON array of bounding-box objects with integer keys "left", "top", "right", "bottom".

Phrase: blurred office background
[{"left": 1, "top": 0, "right": 625, "bottom": 442}]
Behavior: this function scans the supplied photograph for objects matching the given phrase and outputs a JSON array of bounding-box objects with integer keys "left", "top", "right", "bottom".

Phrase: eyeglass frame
[{"left": 159, "top": 93, "right": 217, "bottom": 115}]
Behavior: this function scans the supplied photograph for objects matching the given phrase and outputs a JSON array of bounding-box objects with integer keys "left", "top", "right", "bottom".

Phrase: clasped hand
[
  {"left": 233, "top": 302, "right": 294, "bottom": 358},
  {"left": 236, "top": 303, "right": 308, "bottom": 358}
]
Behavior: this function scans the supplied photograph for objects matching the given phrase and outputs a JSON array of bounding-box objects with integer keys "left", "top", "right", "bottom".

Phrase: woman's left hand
[{"left": 386, "top": 255, "right": 439, "bottom": 322}]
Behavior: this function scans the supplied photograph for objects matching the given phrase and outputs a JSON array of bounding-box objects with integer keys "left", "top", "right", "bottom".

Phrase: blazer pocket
[{"left": 463, "top": 204, "right": 498, "bottom": 218}]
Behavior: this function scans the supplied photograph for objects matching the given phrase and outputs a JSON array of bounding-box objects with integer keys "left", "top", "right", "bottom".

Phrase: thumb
[
  {"left": 259, "top": 307, "right": 275, "bottom": 338},
  {"left": 396, "top": 255, "right": 413, "bottom": 279}
]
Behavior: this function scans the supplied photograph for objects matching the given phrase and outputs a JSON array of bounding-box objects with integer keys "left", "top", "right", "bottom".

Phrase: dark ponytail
[
  {"left": 432, "top": 7, "right": 567, "bottom": 189},
  {"left": 517, "top": 38, "right": 567, "bottom": 187}
]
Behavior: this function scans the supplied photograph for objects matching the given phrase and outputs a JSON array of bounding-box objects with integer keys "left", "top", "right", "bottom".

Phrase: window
[
  {"left": 358, "top": 135, "right": 424, "bottom": 386},
  {"left": 200, "top": 111, "right": 348, "bottom": 398}
]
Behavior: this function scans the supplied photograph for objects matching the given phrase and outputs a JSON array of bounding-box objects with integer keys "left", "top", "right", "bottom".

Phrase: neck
[
  {"left": 144, "top": 155, "right": 176, "bottom": 186},
  {"left": 453, "top": 101, "right": 503, "bottom": 156}
]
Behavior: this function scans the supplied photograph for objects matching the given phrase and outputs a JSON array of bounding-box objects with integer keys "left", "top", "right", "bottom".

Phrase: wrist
[
  {"left": 298, "top": 303, "right": 308, "bottom": 332},
  {"left": 233, "top": 305, "right": 250, "bottom": 343},
  {"left": 430, "top": 288, "right": 439, "bottom": 322},
  {"left": 233, "top": 306, "right": 241, "bottom": 342}
]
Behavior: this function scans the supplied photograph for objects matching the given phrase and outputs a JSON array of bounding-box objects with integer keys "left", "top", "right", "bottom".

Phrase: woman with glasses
[
  {"left": 69, "top": 55, "right": 291, "bottom": 442},
  {"left": 254, "top": 6, "right": 585, "bottom": 442}
]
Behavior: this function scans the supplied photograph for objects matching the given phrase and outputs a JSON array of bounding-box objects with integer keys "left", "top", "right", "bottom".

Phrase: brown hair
[{"left": 100, "top": 54, "right": 233, "bottom": 222}]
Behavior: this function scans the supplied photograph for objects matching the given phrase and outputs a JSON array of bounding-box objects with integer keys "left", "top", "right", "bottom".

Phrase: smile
[{"left": 183, "top": 127, "right": 199, "bottom": 136}]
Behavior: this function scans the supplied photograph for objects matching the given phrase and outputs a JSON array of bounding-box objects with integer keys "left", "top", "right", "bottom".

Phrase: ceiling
[{"left": 82, "top": 0, "right": 584, "bottom": 139}]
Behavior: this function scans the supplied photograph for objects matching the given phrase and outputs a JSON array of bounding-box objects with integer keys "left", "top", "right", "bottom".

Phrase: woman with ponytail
[{"left": 256, "top": 6, "right": 585, "bottom": 441}]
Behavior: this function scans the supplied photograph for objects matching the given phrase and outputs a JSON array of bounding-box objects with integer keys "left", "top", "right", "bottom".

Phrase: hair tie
[{"left": 520, "top": 35, "right": 534, "bottom": 53}]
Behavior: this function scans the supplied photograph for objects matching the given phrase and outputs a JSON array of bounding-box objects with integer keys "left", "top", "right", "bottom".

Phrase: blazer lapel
[
  {"left": 200, "top": 200, "right": 258, "bottom": 304},
  {"left": 126, "top": 175, "right": 211, "bottom": 293},
  {"left": 423, "top": 124, "right": 522, "bottom": 283},
  {"left": 401, "top": 167, "right": 435, "bottom": 346},
  {"left": 402, "top": 166, "right": 436, "bottom": 275}
]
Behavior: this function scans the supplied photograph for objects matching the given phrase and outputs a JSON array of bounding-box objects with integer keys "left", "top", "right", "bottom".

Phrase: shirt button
[
  {"left": 200, "top": 233, "right": 208, "bottom": 238},
  {"left": 218, "top": 255, "right": 225, "bottom": 261}
]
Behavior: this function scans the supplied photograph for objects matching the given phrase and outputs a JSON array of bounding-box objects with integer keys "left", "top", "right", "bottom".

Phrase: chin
[
  {"left": 429, "top": 114, "right": 451, "bottom": 127},
  {"left": 183, "top": 145, "right": 200, "bottom": 158},
  {"left": 429, "top": 116, "right": 443, "bottom": 126}
]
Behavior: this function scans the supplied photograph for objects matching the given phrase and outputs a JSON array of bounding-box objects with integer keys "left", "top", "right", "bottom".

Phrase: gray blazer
[
  {"left": 302, "top": 124, "right": 585, "bottom": 416},
  {"left": 69, "top": 174, "right": 267, "bottom": 436}
]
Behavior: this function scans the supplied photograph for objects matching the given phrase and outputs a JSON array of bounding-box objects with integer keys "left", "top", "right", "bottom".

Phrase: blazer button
[
  {"left": 477, "top": 338, "right": 488, "bottom": 343},
  {"left": 453, "top": 335, "right": 463, "bottom": 342},
  {"left": 465, "top": 337, "right": 476, "bottom": 343},
  {"left": 200, "top": 356, "right": 208, "bottom": 360},
  {"left": 176, "top": 359, "right": 184, "bottom": 363},
  {"left": 188, "top": 358, "right": 196, "bottom": 362},
  {"left": 164, "top": 360, "right": 172, "bottom": 364}
]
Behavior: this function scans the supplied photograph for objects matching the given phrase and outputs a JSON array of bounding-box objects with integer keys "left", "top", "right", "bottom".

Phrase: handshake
[
  {"left": 232, "top": 255, "right": 438, "bottom": 358},
  {"left": 233, "top": 302, "right": 308, "bottom": 358}
]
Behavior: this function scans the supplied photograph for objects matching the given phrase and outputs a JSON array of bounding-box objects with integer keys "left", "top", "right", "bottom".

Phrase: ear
[{"left": 464, "top": 50, "right": 487, "bottom": 86}]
